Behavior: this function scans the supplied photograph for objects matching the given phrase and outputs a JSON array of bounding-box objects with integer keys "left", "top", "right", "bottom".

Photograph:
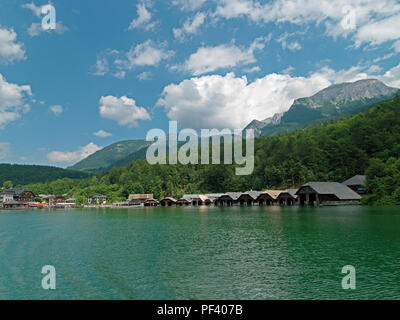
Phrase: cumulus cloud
[
  {"left": 176, "top": 37, "right": 269, "bottom": 75},
  {"left": 172, "top": 0, "right": 206, "bottom": 11},
  {"left": 94, "top": 129, "right": 112, "bottom": 138},
  {"left": 22, "top": 2, "right": 42, "bottom": 17},
  {"left": 128, "top": 0, "right": 156, "bottom": 31},
  {"left": 49, "top": 105, "right": 63, "bottom": 116},
  {"left": 213, "top": 0, "right": 400, "bottom": 49},
  {"left": 157, "top": 63, "right": 400, "bottom": 130},
  {"left": 121, "top": 40, "right": 173, "bottom": 69},
  {"left": 27, "top": 21, "right": 69, "bottom": 37},
  {"left": 0, "top": 142, "right": 10, "bottom": 160},
  {"left": 173, "top": 12, "right": 207, "bottom": 41},
  {"left": 99, "top": 95, "right": 151, "bottom": 127},
  {"left": 0, "top": 26, "right": 26, "bottom": 64},
  {"left": 0, "top": 73, "right": 32, "bottom": 129},
  {"left": 92, "top": 41, "right": 173, "bottom": 78},
  {"left": 47, "top": 143, "right": 102, "bottom": 163}
]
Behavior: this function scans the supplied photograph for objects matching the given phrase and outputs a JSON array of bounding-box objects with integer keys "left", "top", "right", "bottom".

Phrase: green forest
[
  {"left": 15, "top": 96, "right": 400, "bottom": 205},
  {"left": 0, "top": 164, "right": 90, "bottom": 186}
]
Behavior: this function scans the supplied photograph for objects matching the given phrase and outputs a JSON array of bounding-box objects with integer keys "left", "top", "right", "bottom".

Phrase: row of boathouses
[{"left": 157, "top": 176, "right": 365, "bottom": 207}]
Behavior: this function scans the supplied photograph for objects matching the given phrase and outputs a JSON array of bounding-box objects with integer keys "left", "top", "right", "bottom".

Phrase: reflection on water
[{"left": 0, "top": 206, "right": 400, "bottom": 299}]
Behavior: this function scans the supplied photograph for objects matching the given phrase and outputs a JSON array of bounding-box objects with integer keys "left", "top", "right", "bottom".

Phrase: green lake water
[{"left": 0, "top": 205, "right": 399, "bottom": 300}]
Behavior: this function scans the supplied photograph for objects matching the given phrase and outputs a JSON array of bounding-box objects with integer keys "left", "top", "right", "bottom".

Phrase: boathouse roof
[
  {"left": 342, "top": 175, "right": 366, "bottom": 187},
  {"left": 241, "top": 191, "right": 262, "bottom": 200},
  {"left": 278, "top": 189, "right": 298, "bottom": 199},
  {"left": 296, "top": 182, "right": 361, "bottom": 200},
  {"left": 221, "top": 192, "right": 242, "bottom": 200},
  {"left": 261, "top": 190, "right": 283, "bottom": 200}
]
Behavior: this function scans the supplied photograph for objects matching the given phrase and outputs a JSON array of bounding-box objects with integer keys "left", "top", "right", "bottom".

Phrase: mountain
[
  {"left": 69, "top": 140, "right": 152, "bottom": 171},
  {"left": 0, "top": 164, "right": 90, "bottom": 186},
  {"left": 244, "top": 79, "right": 400, "bottom": 137}
]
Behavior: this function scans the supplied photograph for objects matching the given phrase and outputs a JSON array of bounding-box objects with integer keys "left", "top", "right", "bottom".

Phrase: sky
[{"left": 0, "top": 0, "right": 400, "bottom": 167}]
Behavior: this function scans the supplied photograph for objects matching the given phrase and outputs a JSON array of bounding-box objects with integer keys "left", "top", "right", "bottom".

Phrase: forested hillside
[
  {"left": 0, "top": 164, "right": 90, "bottom": 186},
  {"left": 25, "top": 96, "right": 400, "bottom": 205}
]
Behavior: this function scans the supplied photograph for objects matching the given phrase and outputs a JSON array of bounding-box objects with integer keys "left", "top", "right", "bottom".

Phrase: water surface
[{"left": 0, "top": 205, "right": 399, "bottom": 299}]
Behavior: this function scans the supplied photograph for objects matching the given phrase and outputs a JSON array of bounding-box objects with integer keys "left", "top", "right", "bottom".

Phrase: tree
[{"left": 3, "top": 180, "right": 13, "bottom": 189}]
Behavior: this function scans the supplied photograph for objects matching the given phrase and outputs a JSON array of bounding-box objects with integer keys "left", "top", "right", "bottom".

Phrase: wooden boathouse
[
  {"left": 296, "top": 182, "right": 361, "bottom": 206},
  {"left": 277, "top": 189, "right": 298, "bottom": 205}
]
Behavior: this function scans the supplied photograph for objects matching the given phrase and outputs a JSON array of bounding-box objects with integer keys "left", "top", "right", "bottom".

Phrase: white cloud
[
  {"left": 94, "top": 130, "right": 112, "bottom": 138},
  {"left": 177, "top": 37, "right": 269, "bottom": 75},
  {"left": 122, "top": 40, "right": 174, "bottom": 68},
  {"left": 137, "top": 71, "right": 152, "bottom": 81},
  {"left": 393, "top": 41, "right": 400, "bottom": 53},
  {"left": 22, "top": 2, "right": 42, "bottom": 17},
  {"left": 157, "top": 63, "right": 400, "bottom": 130},
  {"left": 0, "top": 73, "right": 32, "bottom": 129},
  {"left": 378, "top": 64, "right": 400, "bottom": 88},
  {"left": 355, "top": 13, "right": 400, "bottom": 47},
  {"left": 172, "top": 0, "right": 206, "bottom": 11},
  {"left": 128, "top": 0, "right": 156, "bottom": 31},
  {"left": 0, "top": 142, "right": 10, "bottom": 160},
  {"left": 27, "top": 21, "right": 68, "bottom": 37},
  {"left": 213, "top": 0, "right": 400, "bottom": 49},
  {"left": 91, "top": 56, "right": 109, "bottom": 76},
  {"left": 0, "top": 26, "right": 26, "bottom": 64},
  {"left": 47, "top": 143, "right": 103, "bottom": 163},
  {"left": 49, "top": 105, "right": 63, "bottom": 116},
  {"left": 99, "top": 95, "right": 151, "bottom": 127},
  {"left": 173, "top": 12, "right": 207, "bottom": 40},
  {"left": 277, "top": 32, "right": 303, "bottom": 51},
  {"left": 94, "top": 41, "right": 173, "bottom": 78},
  {"left": 244, "top": 66, "right": 261, "bottom": 73}
]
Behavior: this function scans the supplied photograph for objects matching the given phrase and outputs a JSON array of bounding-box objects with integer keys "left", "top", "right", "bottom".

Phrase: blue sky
[{"left": 0, "top": 0, "right": 399, "bottom": 167}]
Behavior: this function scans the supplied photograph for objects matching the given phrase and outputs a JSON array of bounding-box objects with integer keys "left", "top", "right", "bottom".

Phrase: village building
[
  {"left": 54, "top": 195, "right": 67, "bottom": 204},
  {"left": 257, "top": 190, "right": 283, "bottom": 206},
  {"left": 237, "top": 191, "right": 262, "bottom": 206},
  {"left": 342, "top": 175, "right": 367, "bottom": 195},
  {"left": 0, "top": 189, "right": 14, "bottom": 204},
  {"left": 88, "top": 195, "right": 107, "bottom": 205},
  {"left": 1, "top": 188, "right": 35, "bottom": 202},
  {"left": 143, "top": 198, "right": 159, "bottom": 207},
  {"left": 277, "top": 189, "right": 299, "bottom": 206},
  {"left": 42, "top": 195, "right": 56, "bottom": 205},
  {"left": 296, "top": 182, "right": 361, "bottom": 206},
  {"left": 160, "top": 197, "right": 177, "bottom": 206},
  {"left": 216, "top": 192, "right": 242, "bottom": 206},
  {"left": 128, "top": 194, "right": 154, "bottom": 205},
  {"left": 3, "top": 200, "right": 24, "bottom": 209},
  {"left": 66, "top": 197, "right": 76, "bottom": 204}
]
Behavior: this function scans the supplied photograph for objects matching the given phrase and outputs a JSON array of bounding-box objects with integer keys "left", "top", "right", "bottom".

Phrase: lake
[{"left": 0, "top": 205, "right": 400, "bottom": 300}]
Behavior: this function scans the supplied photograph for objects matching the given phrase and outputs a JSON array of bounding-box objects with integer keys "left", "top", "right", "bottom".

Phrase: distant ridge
[
  {"left": 68, "top": 140, "right": 152, "bottom": 172},
  {"left": 244, "top": 79, "right": 400, "bottom": 137}
]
